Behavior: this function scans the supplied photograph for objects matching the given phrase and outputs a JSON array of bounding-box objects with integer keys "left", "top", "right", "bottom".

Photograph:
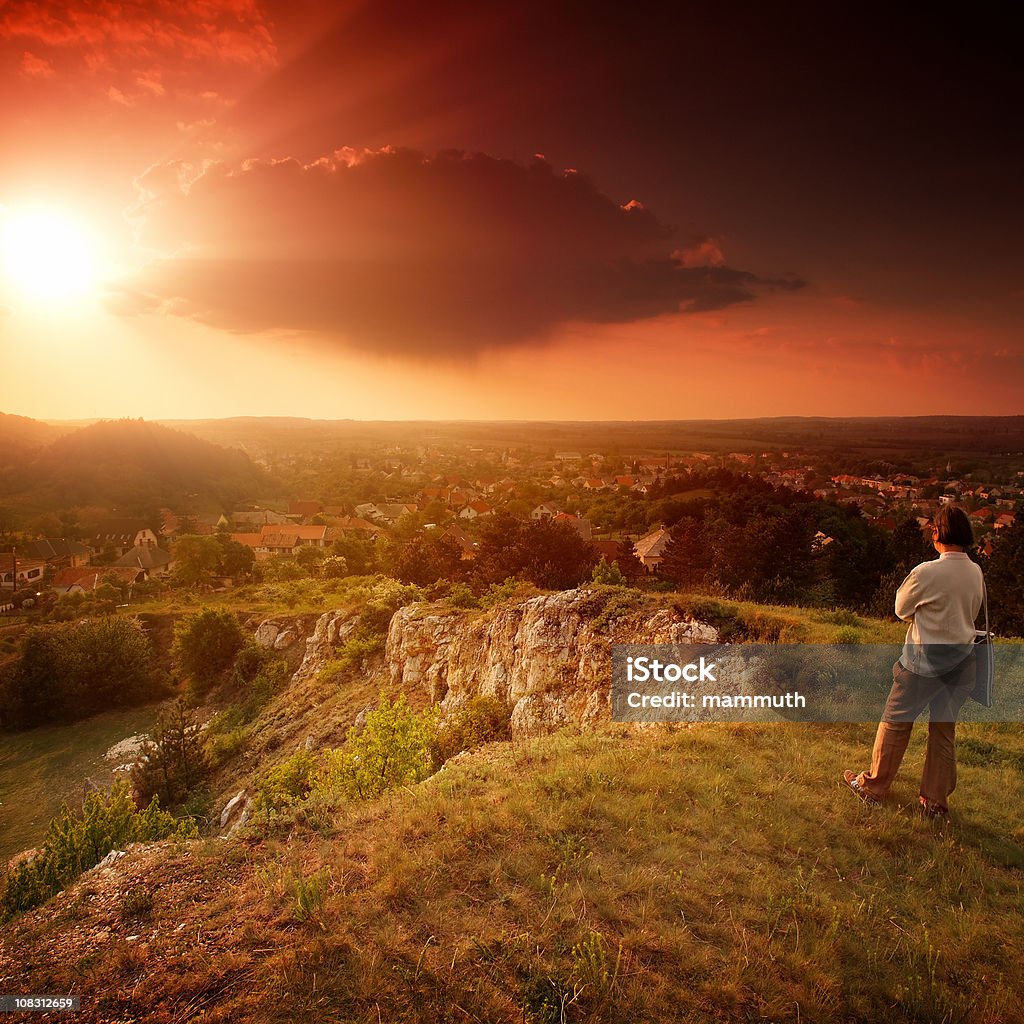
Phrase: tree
[
  {"left": 172, "top": 535, "right": 221, "bottom": 585},
  {"left": 890, "top": 517, "right": 930, "bottom": 573},
  {"left": 613, "top": 538, "right": 645, "bottom": 581},
  {"left": 173, "top": 608, "right": 245, "bottom": 691},
  {"left": 659, "top": 517, "right": 711, "bottom": 589},
  {"left": 215, "top": 534, "right": 255, "bottom": 578},
  {"left": 132, "top": 698, "right": 209, "bottom": 807},
  {"left": 591, "top": 560, "right": 627, "bottom": 585},
  {"left": 985, "top": 520, "right": 1024, "bottom": 636},
  {"left": 473, "top": 514, "right": 596, "bottom": 590},
  {"left": 329, "top": 535, "right": 377, "bottom": 576},
  {"left": 389, "top": 534, "right": 466, "bottom": 586},
  {"left": 322, "top": 554, "right": 349, "bottom": 579}
]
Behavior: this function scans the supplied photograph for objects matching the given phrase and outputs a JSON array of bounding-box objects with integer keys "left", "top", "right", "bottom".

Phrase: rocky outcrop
[
  {"left": 385, "top": 589, "right": 718, "bottom": 738},
  {"left": 291, "top": 609, "right": 362, "bottom": 684},
  {"left": 254, "top": 609, "right": 363, "bottom": 686},
  {"left": 253, "top": 614, "right": 322, "bottom": 672}
]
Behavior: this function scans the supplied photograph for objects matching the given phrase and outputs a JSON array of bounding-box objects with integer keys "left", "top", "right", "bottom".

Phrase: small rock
[
  {"left": 94, "top": 849, "right": 127, "bottom": 871},
  {"left": 219, "top": 790, "right": 248, "bottom": 829}
]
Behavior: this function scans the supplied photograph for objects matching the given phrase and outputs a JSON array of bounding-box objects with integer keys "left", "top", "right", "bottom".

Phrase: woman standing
[{"left": 843, "top": 505, "right": 984, "bottom": 818}]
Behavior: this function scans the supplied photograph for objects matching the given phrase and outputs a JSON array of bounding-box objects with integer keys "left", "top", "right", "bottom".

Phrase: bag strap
[{"left": 983, "top": 576, "right": 990, "bottom": 639}]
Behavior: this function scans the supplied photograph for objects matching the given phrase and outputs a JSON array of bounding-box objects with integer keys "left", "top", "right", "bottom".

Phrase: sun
[{"left": 1, "top": 206, "right": 101, "bottom": 305}]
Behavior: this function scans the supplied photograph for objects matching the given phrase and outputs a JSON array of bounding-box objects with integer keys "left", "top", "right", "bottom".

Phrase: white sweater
[{"left": 895, "top": 551, "right": 984, "bottom": 675}]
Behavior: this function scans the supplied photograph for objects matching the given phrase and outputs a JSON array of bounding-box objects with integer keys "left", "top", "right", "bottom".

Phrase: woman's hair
[{"left": 933, "top": 505, "right": 974, "bottom": 548}]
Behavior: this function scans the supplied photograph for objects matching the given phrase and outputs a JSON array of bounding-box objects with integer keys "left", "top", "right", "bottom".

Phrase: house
[
  {"left": 51, "top": 566, "right": 143, "bottom": 595},
  {"left": 353, "top": 502, "right": 417, "bottom": 523},
  {"left": 459, "top": 501, "right": 493, "bottom": 520},
  {"left": 1, "top": 554, "right": 47, "bottom": 590},
  {"left": 531, "top": 502, "right": 560, "bottom": 521},
  {"left": 321, "top": 517, "right": 382, "bottom": 538},
  {"left": 230, "top": 533, "right": 263, "bottom": 551},
  {"left": 584, "top": 478, "right": 607, "bottom": 492},
  {"left": 288, "top": 500, "right": 322, "bottom": 518},
  {"left": 257, "top": 533, "right": 303, "bottom": 558},
  {"left": 995, "top": 513, "right": 1016, "bottom": 529},
  {"left": 111, "top": 545, "right": 173, "bottom": 577},
  {"left": 553, "top": 512, "right": 592, "bottom": 542},
  {"left": 591, "top": 539, "right": 622, "bottom": 564},
  {"left": 440, "top": 525, "right": 477, "bottom": 560},
  {"left": 89, "top": 519, "right": 160, "bottom": 556},
  {"left": 160, "top": 512, "right": 216, "bottom": 538},
  {"left": 233, "top": 508, "right": 292, "bottom": 527},
  {"left": 19, "top": 538, "right": 92, "bottom": 571},
  {"left": 260, "top": 523, "right": 329, "bottom": 548},
  {"left": 633, "top": 527, "right": 672, "bottom": 571}
]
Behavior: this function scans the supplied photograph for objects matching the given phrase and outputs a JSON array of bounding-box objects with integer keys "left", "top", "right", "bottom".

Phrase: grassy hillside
[
  {"left": 2, "top": 584, "right": 1021, "bottom": 1022},
  {"left": 2, "top": 722, "right": 1023, "bottom": 1022}
]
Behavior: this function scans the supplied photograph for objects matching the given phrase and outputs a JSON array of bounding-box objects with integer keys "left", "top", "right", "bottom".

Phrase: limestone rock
[
  {"left": 385, "top": 588, "right": 718, "bottom": 739},
  {"left": 219, "top": 789, "right": 248, "bottom": 830},
  {"left": 292, "top": 608, "right": 362, "bottom": 684}
]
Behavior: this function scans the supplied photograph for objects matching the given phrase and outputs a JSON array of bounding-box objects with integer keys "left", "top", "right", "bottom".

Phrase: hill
[
  {"left": 1, "top": 418, "right": 269, "bottom": 514},
  {"left": 1, "top": 585, "right": 1022, "bottom": 1022},
  {"left": 0, "top": 412, "right": 69, "bottom": 471}
]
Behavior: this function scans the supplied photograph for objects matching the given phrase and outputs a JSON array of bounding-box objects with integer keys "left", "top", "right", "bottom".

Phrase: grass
[
  {"left": 4, "top": 720, "right": 1023, "bottom": 1022},
  {"left": 0, "top": 703, "right": 163, "bottom": 865}
]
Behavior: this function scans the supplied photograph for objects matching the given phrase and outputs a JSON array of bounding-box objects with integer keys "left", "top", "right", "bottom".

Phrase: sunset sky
[{"left": 1, "top": 2, "right": 1021, "bottom": 421}]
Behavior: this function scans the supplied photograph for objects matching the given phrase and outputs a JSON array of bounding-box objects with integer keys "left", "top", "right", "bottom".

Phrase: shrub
[
  {"left": 121, "top": 885, "right": 155, "bottom": 920},
  {"left": 1, "top": 781, "right": 196, "bottom": 920},
  {"left": 432, "top": 695, "right": 512, "bottom": 767},
  {"left": 447, "top": 583, "right": 479, "bottom": 608},
  {"left": 254, "top": 749, "right": 319, "bottom": 816},
  {"left": 591, "top": 561, "right": 627, "bottom": 586},
  {"left": 316, "top": 693, "right": 435, "bottom": 800},
  {"left": 832, "top": 625, "right": 862, "bottom": 644},
  {"left": 479, "top": 577, "right": 533, "bottom": 609},
  {"left": 290, "top": 867, "right": 330, "bottom": 927},
  {"left": 321, "top": 555, "right": 349, "bottom": 579}
]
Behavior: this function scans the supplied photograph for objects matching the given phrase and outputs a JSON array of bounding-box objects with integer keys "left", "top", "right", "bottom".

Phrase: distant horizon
[{"left": 14, "top": 412, "right": 1024, "bottom": 427}]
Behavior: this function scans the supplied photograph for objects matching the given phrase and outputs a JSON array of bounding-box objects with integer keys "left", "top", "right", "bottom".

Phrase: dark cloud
[{"left": 120, "top": 147, "right": 803, "bottom": 356}]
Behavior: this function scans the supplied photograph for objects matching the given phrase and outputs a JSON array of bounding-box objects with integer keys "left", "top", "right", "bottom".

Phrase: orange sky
[{"left": 1, "top": 2, "right": 1021, "bottom": 420}]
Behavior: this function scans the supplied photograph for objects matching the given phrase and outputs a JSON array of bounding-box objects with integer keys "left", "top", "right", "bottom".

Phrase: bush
[
  {"left": 316, "top": 693, "right": 435, "bottom": 800},
  {"left": 431, "top": 695, "right": 511, "bottom": 767},
  {"left": 254, "top": 749, "right": 319, "bottom": 816},
  {"left": 321, "top": 555, "right": 349, "bottom": 579},
  {"left": 173, "top": 608, "right": 245, "bottom": 692},
  {"left": 479, "top": 577, "right": 534, "bottom": 609},
  {"left": 591, "top": 561, "right": 627, "bottom": 586},
  {"left": 447, "top": 583, "right": 479, "bottom": 608},
  {"left": 1, "top": 781, "right": 196, "bottom": 920}
]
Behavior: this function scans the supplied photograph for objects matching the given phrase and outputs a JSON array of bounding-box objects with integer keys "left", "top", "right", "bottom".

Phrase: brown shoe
[
  {"left": 919, "top": 797, "right": 948, "bottom": 820},
  {"left": 842, "top": 770, "right": 880, "bottom": 805}
]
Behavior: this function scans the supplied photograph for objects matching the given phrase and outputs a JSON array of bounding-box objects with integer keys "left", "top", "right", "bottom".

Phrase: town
[{"left": 3, "top": 419, "right": 1021, "bottom": 629}]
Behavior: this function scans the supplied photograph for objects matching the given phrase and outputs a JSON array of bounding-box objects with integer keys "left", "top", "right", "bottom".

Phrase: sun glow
[{"left": 1, "top": 206, "right": 101, "bottom": 305}]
